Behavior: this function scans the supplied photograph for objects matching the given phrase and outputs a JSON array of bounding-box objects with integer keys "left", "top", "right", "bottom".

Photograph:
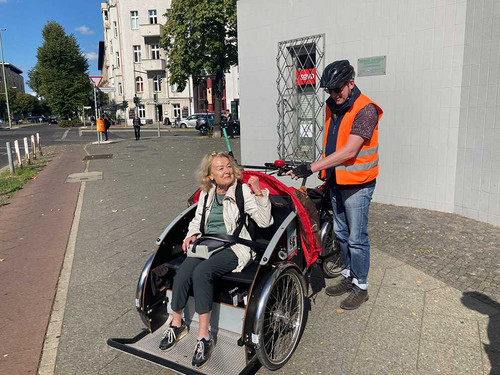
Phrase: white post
[
  {"left": 31, "top": 134, "right": 36, "bottom": 159},
  {"left": 14, "top": 139, "right": 22, "bottom": 168},
  {"left": 36, "top": 133, "right": 43, "bottom": 156},
  {"left": 6, "top": 141, "right": 14, "bottom": 174},
  {"left": 23, "top": 137, "right": 30, "bottom": 164}
]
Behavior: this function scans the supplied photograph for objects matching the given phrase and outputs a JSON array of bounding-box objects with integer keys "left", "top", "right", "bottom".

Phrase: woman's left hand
[{"left": 247, "top": 176, "right": 263, "bottom": 196}]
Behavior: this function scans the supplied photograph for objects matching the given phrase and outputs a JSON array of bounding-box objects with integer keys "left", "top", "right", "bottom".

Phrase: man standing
[
  {"left": 103, "top": 113, "right": 111, "bottom": 141},
  {"left": 133, "top": 113, "right": 142, "bottom": 140},
  {"left": 288, "top": 60, "right": 383, "bottom": 310}
]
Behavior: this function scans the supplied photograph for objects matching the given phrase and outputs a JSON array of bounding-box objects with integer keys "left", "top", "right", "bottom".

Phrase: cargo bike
[{"left": 107, "top": 161, "right": 344, "bottom": 374}]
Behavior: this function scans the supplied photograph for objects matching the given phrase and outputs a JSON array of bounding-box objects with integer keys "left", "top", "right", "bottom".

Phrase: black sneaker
[
  {"left": 191, "top": 336, "right": 214, "bottom": 368},
  {"left": 159, "top": 320, "right": 188, "bottom": 351},
  {"left": 325, "top": 276, "right": 352, "bottom": 296},
  {"left": 340, "top": 285, "right": 369, "bottom": 310}
]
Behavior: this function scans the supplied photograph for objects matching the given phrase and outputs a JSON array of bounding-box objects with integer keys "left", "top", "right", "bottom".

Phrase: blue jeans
[{"left": 330, "top": 182, "right": 375, "bottom": 290}]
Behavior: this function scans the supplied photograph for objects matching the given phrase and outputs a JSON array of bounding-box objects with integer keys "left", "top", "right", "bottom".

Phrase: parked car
[
  {"left": 195, "top": 113, "right": 228, "bottom": 133},
  {"left": 48, "top": 118, "right": 58, "bottom": 124},
  {"left": 177, "top": 113, "right": 208, "bottom": 128}
]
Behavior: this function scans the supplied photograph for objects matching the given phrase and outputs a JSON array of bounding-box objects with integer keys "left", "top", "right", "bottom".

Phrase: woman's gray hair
[{"left": 197, "top": 151, "right": 241, "bottom": 191}]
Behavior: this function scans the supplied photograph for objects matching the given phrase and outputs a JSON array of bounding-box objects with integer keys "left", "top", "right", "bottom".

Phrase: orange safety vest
[{"left": 320, "top": 94, "right": 383, "bottom": 185}]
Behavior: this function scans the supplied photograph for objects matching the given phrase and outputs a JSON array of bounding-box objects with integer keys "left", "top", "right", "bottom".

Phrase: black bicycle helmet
[{"left": 320, "top": 60, "right": 355, "bottom": 89}]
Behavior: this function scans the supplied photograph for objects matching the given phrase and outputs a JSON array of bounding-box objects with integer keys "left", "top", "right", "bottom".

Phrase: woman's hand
[
  {"left": 182, "top": 235, "right": 198, "bottom": 252},
  {"left": 247, "top": 176, "right": 263, "bottom": 196}
]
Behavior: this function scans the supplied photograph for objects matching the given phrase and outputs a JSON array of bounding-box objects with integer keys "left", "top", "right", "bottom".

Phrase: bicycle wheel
[
  {"left": 255, "top": 268, "right": 305, "bottom": 370},
  {"left": 320, "top": 221, "right": 345, "bottom": 278}
]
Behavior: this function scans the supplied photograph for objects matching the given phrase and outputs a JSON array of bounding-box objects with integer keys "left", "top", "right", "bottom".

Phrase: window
[
  {"left": 149, "top": 10, "right": 158, "bottom": 24},
  {"left": 133, "top": 45, "right": 141, "bottom": 62},
  {"left": 171, "top": 83, "right": 178, "bottom": 92},
  {"left": 172, "top": 104, "right": 181, "bottom": 119},
  {"left": 104, "top": 10, "right": 108, "bottom": 20},
  {"left": 118, "top": 83, "right": 123, "bottom": 95},
  {"left": 151, "top": 44, "right": 160, "bottom": 60},
  {"left": 153, "top": 75, "right": 162, "bottom": 92},
  {"left": 136, "top": 77, "right": 144, "bottom": 92},
  {"left": 130, "top": 11, "right": 139, "bottom": 29},
  {"left": 276, "top": 35, "right": 325, "bottom": 162},
  {"left": 165, "top": 8, "right": 172, "bottom": 19},
  {"left": 116, "top": 52, "right": 120, "bottom": 67},
  {"left": 110, "top": 40, "right": 113, "bottom": 53},
  {"left": 138, "top": 105, "right": 146, "bottom": 118},
  {"left": 113, "top": 21, "right": 118, "bottom": 37}
]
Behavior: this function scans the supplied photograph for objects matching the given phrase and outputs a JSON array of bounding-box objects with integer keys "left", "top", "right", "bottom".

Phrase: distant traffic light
[
  {"left": 122, "top": 100, "right": 128, "bottom": 109},
  {"left": 133, "top": 95, "right": 140, "bottom": 106}
]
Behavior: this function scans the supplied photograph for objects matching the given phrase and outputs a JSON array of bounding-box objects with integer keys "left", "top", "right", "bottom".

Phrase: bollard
[
  {"left": 23, "top": 137, "right": 31, "bottom": 165},
  {"left": 36, "top": 133, "right": 43, "bottom": 156},
  {"left": 14, "top": 139, "right": 22, "bottom": 168},
  {"left": 31, "top": 135, "right": 36, "bottom": 160},
  {"left": 6, "top": 142, "right": 15, "bottom": 174}
]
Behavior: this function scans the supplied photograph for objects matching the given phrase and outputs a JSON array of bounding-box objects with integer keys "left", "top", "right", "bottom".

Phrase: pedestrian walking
[
  {"left": 287, "top": 60, "right": 383, "bottom": 310},
  {"left": 133, "top": 113, "right": 142, "bottom": 140},
  {"left": 103, "top": 113, "right": 111, "bottom": 141}
]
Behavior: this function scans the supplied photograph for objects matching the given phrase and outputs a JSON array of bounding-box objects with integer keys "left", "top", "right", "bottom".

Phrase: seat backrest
[{"left": 253, "top": 194, "right": 293, "bottom": 242}]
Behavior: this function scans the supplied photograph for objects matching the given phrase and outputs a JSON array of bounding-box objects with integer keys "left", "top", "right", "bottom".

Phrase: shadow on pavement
[{"left": 461, "top": 291, "right": 500, "bottom": 375}]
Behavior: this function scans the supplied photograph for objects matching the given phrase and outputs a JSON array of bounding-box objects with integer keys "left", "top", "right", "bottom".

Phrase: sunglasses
[{"left": 325, "top": 81, "right": 349, "bottom": 94}]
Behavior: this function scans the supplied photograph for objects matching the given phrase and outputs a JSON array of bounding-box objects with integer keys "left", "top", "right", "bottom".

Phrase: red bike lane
[{"left": 0, "top": 145, "right": 86, "bottom": 375}]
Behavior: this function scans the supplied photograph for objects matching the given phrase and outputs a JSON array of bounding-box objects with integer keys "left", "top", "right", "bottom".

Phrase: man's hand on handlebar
[{"left": 286, "top": 163, "right": 313, "bottom": 179}]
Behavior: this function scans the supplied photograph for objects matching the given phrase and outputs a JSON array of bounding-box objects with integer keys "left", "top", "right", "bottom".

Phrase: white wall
[
  {"left": 455, "top": 0, "right": 500, "bottom": 224},
  {"left": 238, "top": 0, "right": 500, "bottom": 226}
]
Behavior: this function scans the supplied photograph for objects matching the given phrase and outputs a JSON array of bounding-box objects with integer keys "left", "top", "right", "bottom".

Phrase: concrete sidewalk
[{"left": 1, "top": 134, "right": 499, "bottom": 374}]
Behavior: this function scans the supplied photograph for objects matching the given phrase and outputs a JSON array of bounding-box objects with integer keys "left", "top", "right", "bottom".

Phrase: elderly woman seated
[{"left": 159, "top": 151, "right": 273, "bottom": 368}]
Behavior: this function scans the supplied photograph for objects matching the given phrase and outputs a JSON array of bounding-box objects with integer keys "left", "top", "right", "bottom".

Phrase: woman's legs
[
  {"left": 170, "top": 257, "right": 203, "bottom": 326},
  {"left": 191, "top": 249, "right": 238, "bottom": 337}
]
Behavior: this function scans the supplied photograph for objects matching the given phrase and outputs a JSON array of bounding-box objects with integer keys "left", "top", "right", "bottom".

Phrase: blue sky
[{"left": 0, "top": 0, "right": 103, "bottom": 93}]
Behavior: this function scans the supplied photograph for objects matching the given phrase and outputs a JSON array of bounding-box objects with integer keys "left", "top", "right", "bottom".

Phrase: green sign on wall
[{"left": 358, "top": 56, "right": 387, "bottom": 77}]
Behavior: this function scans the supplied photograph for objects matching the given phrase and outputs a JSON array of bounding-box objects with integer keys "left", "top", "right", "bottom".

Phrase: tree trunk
[{"left": 212, "top": 70, "right": 223, "bottom": 138}]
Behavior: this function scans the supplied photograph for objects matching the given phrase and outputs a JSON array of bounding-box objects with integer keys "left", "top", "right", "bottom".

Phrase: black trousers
[
  {"left": 134, "top": 126, "right": 140, "bottom": 139},
  {"left": 171, "top": 249, "right": 238, "bottom": 314}
]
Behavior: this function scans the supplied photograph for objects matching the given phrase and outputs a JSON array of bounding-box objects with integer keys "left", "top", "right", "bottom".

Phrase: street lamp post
[{"left": 0, "top": 28, "right": 12, "bottom": 129}]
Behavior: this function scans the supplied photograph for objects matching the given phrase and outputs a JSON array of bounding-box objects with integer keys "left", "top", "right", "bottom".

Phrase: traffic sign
[
  {"left": 99, "top": 87, "right": 116, "bottom": 93},
  {"left": 129, "top": 109, "right": 135, "bottom": 119},
  {"left": 89, "top": 76, "right": 103, "bottom": 87}
]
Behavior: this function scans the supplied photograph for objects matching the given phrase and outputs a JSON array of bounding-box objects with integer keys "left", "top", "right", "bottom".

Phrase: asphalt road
[{"left": 0, "top": 123, "right": 198, "bottom": 169}]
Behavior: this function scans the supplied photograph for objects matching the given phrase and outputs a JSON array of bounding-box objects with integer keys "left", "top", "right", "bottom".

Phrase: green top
[{"left": 206, "top": 193, "right": 226, "bottom": 234}]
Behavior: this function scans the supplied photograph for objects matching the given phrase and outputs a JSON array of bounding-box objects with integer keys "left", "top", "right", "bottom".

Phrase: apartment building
[
  {"left": 0, "top": 63, "right": 25, "bottom": 94},
  {"left": 100, "top": 0, "right": 239, "bottom": 125}
]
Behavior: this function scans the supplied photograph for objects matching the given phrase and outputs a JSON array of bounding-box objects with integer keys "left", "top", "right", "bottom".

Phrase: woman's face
[{"left": 209, "top": 157, "right": 235, "bottom": 189}]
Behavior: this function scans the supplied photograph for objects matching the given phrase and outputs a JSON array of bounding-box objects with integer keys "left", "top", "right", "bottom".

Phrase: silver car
[{"left": 177, "top": 113, "right": 208, "bottom": 128}]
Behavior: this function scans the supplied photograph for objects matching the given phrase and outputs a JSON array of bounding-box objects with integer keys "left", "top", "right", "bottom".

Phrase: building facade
[
  {"left": 0, "top": 63, "right": 25, "bottom": 93},
  {"left": 237, "top": 0, "right": 500, "bottom": 226},
  {"left": 100, "top": 0, "right": 239, "bottom": 125}
]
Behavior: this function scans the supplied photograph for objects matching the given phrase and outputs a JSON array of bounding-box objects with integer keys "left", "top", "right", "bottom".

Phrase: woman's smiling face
[{"left": 209, "top": 157, "right": 235, "bottom": 190}]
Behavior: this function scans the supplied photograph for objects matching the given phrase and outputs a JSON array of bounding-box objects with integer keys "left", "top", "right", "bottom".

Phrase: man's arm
[{"left": 310, "top": 134, "right": 365, "bottom": 173}]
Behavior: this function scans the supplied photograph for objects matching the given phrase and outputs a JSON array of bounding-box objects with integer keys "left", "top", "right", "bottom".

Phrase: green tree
[
  {"left": 11, "top": 92, "right": 36, "bottom": 118},
  {"left": 27, "top": 21, "right": 92, "bottom": 119},
  {"left": 160, "top": 0, "right": 237, "bottom": 135}
]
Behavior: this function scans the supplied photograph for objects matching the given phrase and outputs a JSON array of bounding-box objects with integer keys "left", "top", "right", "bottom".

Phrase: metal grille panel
[{"left": 276, "top": 34, "right": 325, "bottom": 163}]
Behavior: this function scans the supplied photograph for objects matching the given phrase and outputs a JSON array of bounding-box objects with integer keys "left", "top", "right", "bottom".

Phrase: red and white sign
[
  {"left": 296, "top": 68, "right": 316, "bottom": 86},
  {"left": 89, "top": 76, "right": 103, "bottom": 87}
]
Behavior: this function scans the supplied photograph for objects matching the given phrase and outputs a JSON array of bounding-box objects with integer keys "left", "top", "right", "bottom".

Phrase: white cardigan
[{"left": 184, "top": 179, "right": 273, "bottom": 272}]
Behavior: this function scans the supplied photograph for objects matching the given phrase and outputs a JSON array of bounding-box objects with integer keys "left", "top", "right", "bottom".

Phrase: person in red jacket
[{"left": 288, "top": 60, "right": 383, "bottom": 310}]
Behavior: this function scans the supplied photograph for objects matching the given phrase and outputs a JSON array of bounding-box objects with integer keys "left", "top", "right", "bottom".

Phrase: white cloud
[
  {"left": 75, "top": 25, "right": 94, "bottom": 35},
  {"left": 85, "top": 52, "right": 98, "bottom": 61},
  {"left": 0, "top": 0, "right": 8, "bottom": 3}
]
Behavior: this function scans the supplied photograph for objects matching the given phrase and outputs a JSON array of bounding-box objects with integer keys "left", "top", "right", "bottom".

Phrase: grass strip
[{"left": 0, "top": 157, "right": 48, "bottom": 206}]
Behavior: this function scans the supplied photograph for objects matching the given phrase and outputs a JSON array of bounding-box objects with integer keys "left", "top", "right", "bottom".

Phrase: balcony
[
  {"left": 140, "top": 23, "right": 162, "bottom": 38},
  {"left": 141, "top": 58, "right": 166, "bottom": 72}
]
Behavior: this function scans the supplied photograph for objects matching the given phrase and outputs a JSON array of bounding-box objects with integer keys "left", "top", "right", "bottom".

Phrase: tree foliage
[
  {"left": 160, "top": 0, "right": 237, "bottom": 128},
  {"left": 27, "top": 21, "right": 92, "bottom": 118}
]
